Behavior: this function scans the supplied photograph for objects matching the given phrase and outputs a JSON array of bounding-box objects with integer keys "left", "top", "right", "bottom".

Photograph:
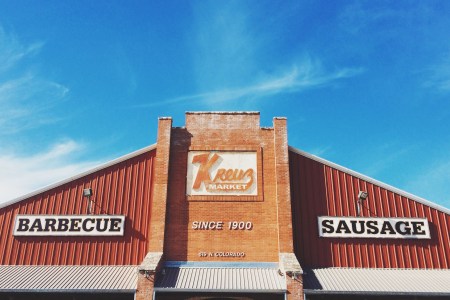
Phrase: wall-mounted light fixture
[
  {"left": 83, "top": 188, "right": 93, "bottom": 197},
  {"left": 83, "top": 188, "right": 93, "bottom": 214},
  {"left": 357, "top": 191, "right": 368, "bottom": 216}
]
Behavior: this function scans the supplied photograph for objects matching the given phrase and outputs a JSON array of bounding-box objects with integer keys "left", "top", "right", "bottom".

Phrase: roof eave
[
  {"left": 288, "top": 145, "right": 450, "bottom": 215},
  {"left": 304, "top": 290, "right": 450, "bottom": 296},
  {"left": 0, "top": 144, "right": 157, "bottom": 210},
  {"left": 154, "top": 288, "right": 286, "bottom": 294}
]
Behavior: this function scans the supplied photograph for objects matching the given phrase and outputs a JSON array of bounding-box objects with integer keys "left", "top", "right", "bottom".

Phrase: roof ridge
[
  {"left": 288, "top": 146, "right": 450, "bottom": 215},
  {"left": 0, "top": 144, "right": 156, "bottom": 210}
]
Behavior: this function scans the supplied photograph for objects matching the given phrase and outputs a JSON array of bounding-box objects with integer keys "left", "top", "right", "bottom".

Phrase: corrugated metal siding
[
  {"left": 0, "top": 149, "right": 156, "bottom": 265},
  {"left": 289, "top": 149, "right": 450, "bottom": 269},
  {"left": 155, "top": 268, "right": 286, "bottom": 292},
  {"left": 304, "top": 267, "right": 450, "bottom": 295},
  {"left": 0, "top": 265, "right": 137, "bottom": 292}
]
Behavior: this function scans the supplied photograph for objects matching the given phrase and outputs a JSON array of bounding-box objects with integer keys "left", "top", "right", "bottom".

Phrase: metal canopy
[
  {"left": 0, "top": 265, "right": 138, "bottom": 293},
  {"left": 155, "top": 263, "right": 286, "bottom": 293},
  {"left": 304, "top": 267, "right": 450, "bottom": 296}
]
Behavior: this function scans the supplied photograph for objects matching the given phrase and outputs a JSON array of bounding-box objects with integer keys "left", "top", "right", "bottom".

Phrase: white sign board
[
  {"left": 13, "top": 215, "right": 125, "bottom": 236},
  {"left": 186, "top": 151, "right": 257, "bottom": 196},
  {"left": 318, "top": 216, "right": 430, "bottom": 239}
]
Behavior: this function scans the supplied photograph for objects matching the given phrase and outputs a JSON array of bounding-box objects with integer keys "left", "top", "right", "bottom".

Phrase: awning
[
  {"left": 304, "top": 267, "right": 450, "bottom": 296},
  {"left": 155, "top": 262, "right": 286, "bottom": 293},
  {"left": 0, "top": 265, "right": 138, "bottom": 293}
]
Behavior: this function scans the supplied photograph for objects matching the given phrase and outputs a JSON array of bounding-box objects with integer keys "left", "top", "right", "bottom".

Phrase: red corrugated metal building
[{"left": 0, "top": 112, "right": 449, "bottom": 300}]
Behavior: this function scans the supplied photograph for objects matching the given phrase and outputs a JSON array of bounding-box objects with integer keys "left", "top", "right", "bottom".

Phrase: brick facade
[
  {"left": 136, "top": 273, "right": 156, "bottom": 300},
  {"left": 137, "top": 112, "right": 302, "bottom": 299},
  {"left": 163, "top": 112, "right": 295, "bottom": 262},
  {"left": 2, "top": 111, "right": 449, "bottom": 299}
]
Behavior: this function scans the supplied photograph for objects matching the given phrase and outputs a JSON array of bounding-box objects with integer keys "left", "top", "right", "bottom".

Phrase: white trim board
[
  {"left": 0, "top": 144, "right": 156, "bottom": 209},
  {"left": 289, "top": 146, "right": 450, "bottom": 215}
]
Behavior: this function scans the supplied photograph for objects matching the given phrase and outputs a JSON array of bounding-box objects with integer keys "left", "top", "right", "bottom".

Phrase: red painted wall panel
[
  {"left": 0, "top": 149, "right": 156, "bottom": 265},
  {"left": 289, "top": 150, "right": 450, "bottom": 269}
]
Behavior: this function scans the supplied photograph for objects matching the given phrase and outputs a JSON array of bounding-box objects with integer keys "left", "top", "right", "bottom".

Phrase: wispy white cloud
[
  {"left": 191, "top": 1, "right": 259, "bottom": 92},
  {"left": 360, "top": 143, "right": 414, "bottom": 178},
  {"left": 0, "top": 74, "right": 69, "bottom": 134},
  {"left": 339, "top": 2, "right": 399, "bottom": 35},
  {"left": 0, "top": 26, "right": 69, "bottom": 135},
  {"left": 405, "top": 159, "right": 450, "bottom": 209},
  {"left": 423, "top": 54, "right": 450, "bottom": 93},
  {"left": 140, "top": 1, "right": 363, "bottom": 109},
  {"left": 0, "top": 27, "right": 43, "bottom": 73},
  {"left": 306, "top": 146, "right": 332, "bottom": 158},
  {"left": 0, "top": 140, "right": 101, "bottom": 203},
  {"left": 0, "top": 26, "right": 104, "bottom": 204},
  {"left": 351, "top": 141, "right": 450, "bottom": 209},
  {"left": 137, "top": 56, "right": 363, "bottom": 107}
]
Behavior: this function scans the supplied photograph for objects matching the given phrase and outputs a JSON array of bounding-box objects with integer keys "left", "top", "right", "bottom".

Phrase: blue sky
[{"left": 0, "top": 1, "right": 449, "bottom": 208}]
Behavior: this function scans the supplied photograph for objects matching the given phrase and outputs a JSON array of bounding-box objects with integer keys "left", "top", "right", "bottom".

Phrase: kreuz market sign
[
  {"left": 13, "top": 215, "right": 125, "bottom": 236},
  {"left": 186, "top": 151, "right": 257, "bottom": 196},
  {"left": 318, "top": 216, "right": 430, "bottom": 239}
]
